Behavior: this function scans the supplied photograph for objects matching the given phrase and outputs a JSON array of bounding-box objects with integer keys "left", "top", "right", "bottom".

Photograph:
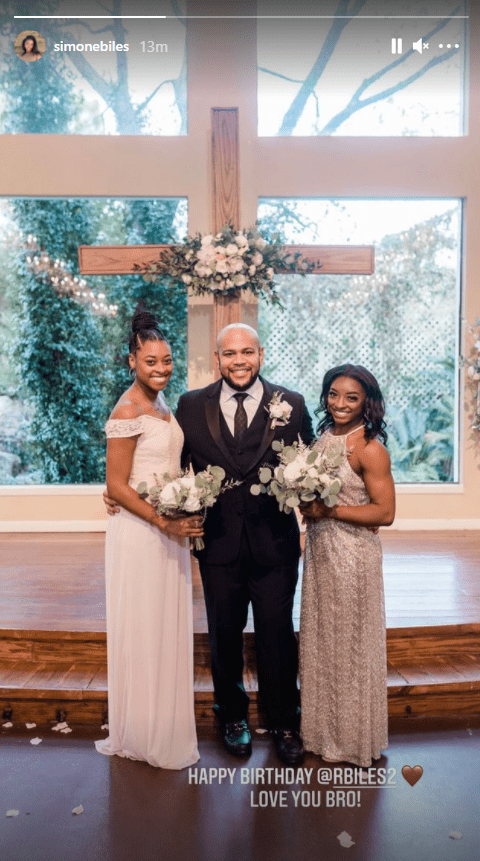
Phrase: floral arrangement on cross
[
  {"left": 134, "top": 224, "right": 320, "bottom": 306},
  {"left": 464, "top": 318, "right": 480, "bottom": 432}
]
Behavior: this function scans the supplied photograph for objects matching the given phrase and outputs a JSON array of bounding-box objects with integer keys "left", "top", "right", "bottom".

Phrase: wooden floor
[
  {"left": 0, "top": 531, "right": 479, "bottom": 632},
  {"left": 0, "top": 531, "right": 479, "bottom": 728}
]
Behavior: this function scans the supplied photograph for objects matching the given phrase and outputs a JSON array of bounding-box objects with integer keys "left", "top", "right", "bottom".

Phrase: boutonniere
[{"left": 266, "top": 392, "right": 293, "bottom": 429}]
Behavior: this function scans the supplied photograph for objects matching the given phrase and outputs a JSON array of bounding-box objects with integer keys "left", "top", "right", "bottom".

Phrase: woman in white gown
[{"left": 95, "top": 310, "right": 203, "bottom": 769}]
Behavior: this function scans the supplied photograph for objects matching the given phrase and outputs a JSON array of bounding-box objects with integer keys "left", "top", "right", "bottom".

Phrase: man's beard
[{"left": 221, "top": 370, "right": 260, "bottom": 392}]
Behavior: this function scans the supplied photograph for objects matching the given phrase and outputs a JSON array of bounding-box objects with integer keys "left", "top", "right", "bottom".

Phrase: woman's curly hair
[{"left": 315, "top": 363, "right": 387, "bottom": 444}]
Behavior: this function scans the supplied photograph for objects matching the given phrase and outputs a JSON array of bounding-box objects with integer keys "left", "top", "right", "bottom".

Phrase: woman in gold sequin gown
[{"left": 299, "top": 365, "right": 395, "bottom": 767}]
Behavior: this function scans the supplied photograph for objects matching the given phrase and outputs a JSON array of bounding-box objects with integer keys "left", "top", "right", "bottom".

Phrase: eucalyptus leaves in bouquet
[
  {"left": 251, "top": 439, "right": 343, "bottom": 514},
  {"left": 134, "top": 223, "right": 320, "bottom": 307},
  {"left": 137, "top": 465, "right": 239, "bottom": 549}
]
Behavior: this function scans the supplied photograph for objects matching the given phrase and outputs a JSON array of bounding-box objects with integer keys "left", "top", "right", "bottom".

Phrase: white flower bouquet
[
  {"left": 137, "top": 466, "right": 239, "bottom": 550},
  {"left": 134, "top": 223, "right": 320, "bottom": 307},
  {"left": 250, "top": 439, "right": 343, "bottom": 514}
]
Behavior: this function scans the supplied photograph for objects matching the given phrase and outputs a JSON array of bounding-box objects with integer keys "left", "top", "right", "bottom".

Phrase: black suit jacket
[{"left": 175, "top": 377, "right": 315, "bottom": 566}]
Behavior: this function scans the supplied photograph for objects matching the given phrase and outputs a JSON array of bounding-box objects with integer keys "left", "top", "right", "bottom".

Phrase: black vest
[{"left": 219, "top": 400, "right": 267, "bottom": 475}]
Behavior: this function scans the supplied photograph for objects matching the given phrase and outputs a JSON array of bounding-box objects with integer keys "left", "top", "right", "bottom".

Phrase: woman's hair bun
[{"left": 131, "top": 308, "right": 160, "bottom": 334}]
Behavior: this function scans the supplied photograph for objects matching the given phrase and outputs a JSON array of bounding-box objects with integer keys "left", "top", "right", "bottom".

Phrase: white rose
[
  {"left": 283, "top": 461, "right": 304, "bottom": 482},
  {"left": 229, "top": 256, "right": 244, "bottom": 273},
  {"left": 266, "top": 267, "right": 274, "bottom": 280},
  {"left": 215, "top": 257, "right": 230, "bottom": 274},
  {"left": 467, "top": 366, "right": 476, "bottom": 378},
  {"left": 251, "top": 251, "right": 263, "bottom": 266},
  {"left": 201, "top": 234, "right": 214, "bottom": 246},
  {"left": 159, "top": 481, "right": 181, "bottom": 505},
  {"left": 269, "top": 403, "right": 285, "bottom": 418},
  {"left": 255, "top": 238, "right": 267, "bottom": 250},
  {"left": 194, "top": 262, "right": 213, "bottom": 277},
  {"left": 226, "top": 243, "right": 239, "bottom": 256},
  {"left": 183, "top": 494, "right": 202, "bottom": 512},
  {"left": 233, "top": 274, "right": 247, "bottom": 287},
  {"left": 248, "top": 265, "right": 256, "bottom": 276},
  {"left": 197, "top": 245, "right": 216, "bottom": 263},
  {"left": 319, "top": 473, "right": 333, "bottom": 486},
  {"left": 178, "top": 475, "right": 196, "bottom": 491},
  {"left": 225, "top": 279, "right": 234, "bottom": 287},
  {"left": 235, "top": 233, "right": 249, "bottom": 247},
  {"left": 182, "top": 274, "right": 192, "bottom": 285},
  {"left": 307, "top": 466, "right": 319, "bottom": 479}
]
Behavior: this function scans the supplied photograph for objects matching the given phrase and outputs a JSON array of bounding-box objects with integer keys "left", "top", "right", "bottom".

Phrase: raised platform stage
[{"left": 0, "top": 532, "right": 479, "bottom": 730}]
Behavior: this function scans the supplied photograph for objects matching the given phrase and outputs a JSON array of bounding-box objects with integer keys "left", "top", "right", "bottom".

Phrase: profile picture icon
[{"left": 14, "top": 31, "right": 46, "bottom": 62}]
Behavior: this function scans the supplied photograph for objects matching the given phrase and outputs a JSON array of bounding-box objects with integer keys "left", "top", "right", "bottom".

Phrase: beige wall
[{"left": 1, "top": 0, "right": 479, "bottom": 529}]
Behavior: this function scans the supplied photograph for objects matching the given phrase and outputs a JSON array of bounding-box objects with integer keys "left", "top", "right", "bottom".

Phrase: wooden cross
[{"left": 78, "top": 108, "right": 374, "bottom": 338}]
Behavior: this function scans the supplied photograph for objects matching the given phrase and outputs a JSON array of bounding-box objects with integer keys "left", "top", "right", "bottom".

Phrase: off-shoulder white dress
[{"left": 95, "top": 414, "right": 199, "bottom": 769}]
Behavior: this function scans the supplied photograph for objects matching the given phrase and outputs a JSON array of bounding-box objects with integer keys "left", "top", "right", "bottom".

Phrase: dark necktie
[{"left": 233, "top": 393, "right": 248, "bottom": 441}]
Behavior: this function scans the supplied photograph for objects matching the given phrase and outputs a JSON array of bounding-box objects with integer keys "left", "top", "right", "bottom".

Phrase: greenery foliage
[
  {"left": 0, "top": 34, "right": 187, "bottom": 483},
  {"left": 258, "top": 203, "right": 458, "bottom": 483},
  {"left": 15, "top": 253, "right": 107, "bottom": 482}
]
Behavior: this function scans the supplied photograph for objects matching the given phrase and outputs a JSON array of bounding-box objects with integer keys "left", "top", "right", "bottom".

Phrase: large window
[
  {"left": 0, "top": 1, "right": 187, "bottom": 135},
  {"left": 0, "top": 197, "right": 188, "bottom": 486},
  {"left": 258, "top": 0, "right": 467, "bottom": 136},
  {"left": 258, "top": 198, "right": 461, "bottom": 483}
]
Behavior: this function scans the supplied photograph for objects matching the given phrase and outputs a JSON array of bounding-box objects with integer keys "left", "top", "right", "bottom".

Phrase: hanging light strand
[{"left": 24, "top": 235, "right": 118, "bottom": 318}]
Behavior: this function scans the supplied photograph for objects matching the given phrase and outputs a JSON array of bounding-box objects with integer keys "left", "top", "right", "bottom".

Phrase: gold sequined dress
[{"left": 300, "top": 428, "right": 388, "bottom": 767}]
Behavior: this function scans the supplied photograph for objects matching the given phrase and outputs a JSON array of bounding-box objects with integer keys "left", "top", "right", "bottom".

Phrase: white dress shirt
[{"left": 219, "top": 377, "right": 264, "bottom": 436}]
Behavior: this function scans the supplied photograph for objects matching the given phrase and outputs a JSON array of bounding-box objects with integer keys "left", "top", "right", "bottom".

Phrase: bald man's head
[
  {"left": 216, "top": 323, "right": 260, "bottom": 352},
  {"left": 215, "top": 324, "right": 264, "bottom": 391}
]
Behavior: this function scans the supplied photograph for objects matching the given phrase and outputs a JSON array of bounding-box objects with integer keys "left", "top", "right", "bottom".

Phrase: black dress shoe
[
  {"left": 222, "top": 720, "right": 252, "bottom": 756},
  {"left": 271, "top": 729, "right": 304, "bottom": 765}
]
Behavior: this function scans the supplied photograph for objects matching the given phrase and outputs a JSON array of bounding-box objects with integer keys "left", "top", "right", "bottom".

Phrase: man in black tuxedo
[{"left": 176, "top": 324, "right": 314, "bottom": 764}]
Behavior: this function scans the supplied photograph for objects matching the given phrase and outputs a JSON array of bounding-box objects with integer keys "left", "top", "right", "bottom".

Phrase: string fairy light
[{"left": 24, "top": 235, "right": 118, "bottom": 318}]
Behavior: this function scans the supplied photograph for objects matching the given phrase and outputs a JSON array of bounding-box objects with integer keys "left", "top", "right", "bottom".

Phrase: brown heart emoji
[{"left": 402, "top": 765, "right": 423, "bottom": 786}]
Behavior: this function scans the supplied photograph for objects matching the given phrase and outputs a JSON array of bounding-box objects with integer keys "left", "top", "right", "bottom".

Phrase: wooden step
[
  {"left": 386, "top": 623, "right": 480, "bottom": 661},
  {"left": 1, "top": 652, "right": 480, "bottom": 729},
  {"left": 1, "top": 623, "right": 479, "bottom": 665}
]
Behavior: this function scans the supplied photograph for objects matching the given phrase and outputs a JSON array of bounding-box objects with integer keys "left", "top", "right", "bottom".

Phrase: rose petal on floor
[
  {"left": 29, "top": 737, "right": 42, "bottom": 745},
  {"left": 6, "top": 810, "right": 20, "bottom": 817},
  {"left": 72, "top": 805, "right": 84, "bottom": 815}
]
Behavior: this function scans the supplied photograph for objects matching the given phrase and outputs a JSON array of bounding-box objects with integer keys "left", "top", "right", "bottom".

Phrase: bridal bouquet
[
  {"left": 137, "top": 466, "right": 239, "bottom": 549},
  {"left": 250, "top": 439, "right": 343, "bottom": 514}
]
